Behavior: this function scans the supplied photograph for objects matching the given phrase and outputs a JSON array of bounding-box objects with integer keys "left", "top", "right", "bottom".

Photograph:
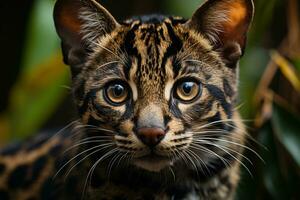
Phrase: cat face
[{"left": 54, "top": 0, "right": 253, "bottom": 172}]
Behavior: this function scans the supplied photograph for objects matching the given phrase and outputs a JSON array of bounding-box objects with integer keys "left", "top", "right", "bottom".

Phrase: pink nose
[{"left": 137, "top": 127, "right": 166, "bottom": 147}]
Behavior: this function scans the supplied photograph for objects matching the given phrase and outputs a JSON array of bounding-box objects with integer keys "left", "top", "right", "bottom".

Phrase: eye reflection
[
  {"left": 174, "top": 79, "right": 201, "bottom": 103},
  {"left": 105, "top": 81, "right": 129, "bottom": 105}
]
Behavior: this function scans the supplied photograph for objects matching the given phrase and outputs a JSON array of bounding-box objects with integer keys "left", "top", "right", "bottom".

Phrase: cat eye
[
  {"left": 174, "top": 79, "right": 201, "bottom": 103},
  {"left": 104, "top": 81, "right": 129, "bottom": 105}
]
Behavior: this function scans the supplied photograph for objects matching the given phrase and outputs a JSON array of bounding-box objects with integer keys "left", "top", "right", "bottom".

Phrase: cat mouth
[{"left": 133, "top": 153, "right": 173, "bottom": 172}]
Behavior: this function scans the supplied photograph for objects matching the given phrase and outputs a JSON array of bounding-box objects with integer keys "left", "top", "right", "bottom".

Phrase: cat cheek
[{"left": 118, "top": 120, "right": 135, "bottom": 135}]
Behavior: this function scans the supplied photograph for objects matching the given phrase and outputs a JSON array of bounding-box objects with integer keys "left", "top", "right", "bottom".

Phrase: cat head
[{"left": 54, "top": 0, "right": 253, "bottom": 172}]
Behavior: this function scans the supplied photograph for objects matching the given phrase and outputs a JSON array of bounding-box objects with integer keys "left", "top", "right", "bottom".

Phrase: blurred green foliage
[
  {"left": 22, "top": 0, "right": 60, "bottom": 72},
  {"left": 0, "top": 0, "right": 69, "bottom": 141},
  {"left": 0, "top": 0, "right": 299, "bottom": 199}
]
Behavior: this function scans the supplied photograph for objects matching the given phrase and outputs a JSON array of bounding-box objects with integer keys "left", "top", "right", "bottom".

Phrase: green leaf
[
  {"left": 272, "top": 103, "right": 300, "bottom": 166},
  {"left": 6, "top": 0, "right": 69, "bottom": 140},
  {"left": 21, "top": 0, "right": 59, "bottom": 73},
  {"left": 9, "top": 54, "right": 69, "bottom": 140}
]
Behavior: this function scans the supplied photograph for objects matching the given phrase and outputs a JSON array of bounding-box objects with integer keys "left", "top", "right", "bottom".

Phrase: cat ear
[
  {"left": 54, "top": 0, "right": 119, "bottom": 74},
  {"left": 186, "top": 0, "right": 254, "bottom": 67}
]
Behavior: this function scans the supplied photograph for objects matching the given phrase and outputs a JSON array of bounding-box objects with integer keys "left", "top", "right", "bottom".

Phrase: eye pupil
[
  {"left": 105, "top": 81, "right": 129, "bottom": 105},
  {"left": 114, "top": 85, "right": 124, "bottom": 96},
  {"left": 182, "top": 82, "right": 194, "bottom": 94},
  {"left": 175, "top": 79, "right": 201, "bottom": 103}
]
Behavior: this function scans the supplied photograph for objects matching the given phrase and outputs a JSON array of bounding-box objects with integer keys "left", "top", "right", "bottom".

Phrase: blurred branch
[
  {"left": 271, "top": 51, "right": 300, "bottom": 92},
  {"left": 249, "top": 1, "right": 300, "bottom": 198},
  {"left": 0, "top": 52, "right": 69, "bottom": 144},
  {"left": 254, "top": 0, "right": 300, "bottom": 115},
  {"left": 286, "top": 0, "right": 300, "bottom": 58}
]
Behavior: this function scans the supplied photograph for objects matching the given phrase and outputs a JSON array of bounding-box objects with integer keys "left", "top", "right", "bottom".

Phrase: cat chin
[{"left": 133, "top": 158, "right": 173, "bottom": 172}]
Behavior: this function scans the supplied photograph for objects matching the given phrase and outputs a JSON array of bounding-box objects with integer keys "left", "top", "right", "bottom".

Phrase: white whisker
[
  {"left": 196, "top": 140, "right": 253, "bottom": 177},
  {"left": 82, "top": 148, "right": 119, "bottom": 199},
  {"left": 53, "top": 143, "right": 113, "bottom": 180},
  {"left": 63, "top": 139, "right": 113, "bottom": 154},
  {"left": 193, "top": 136, "right": 264, "bottom": 163}
]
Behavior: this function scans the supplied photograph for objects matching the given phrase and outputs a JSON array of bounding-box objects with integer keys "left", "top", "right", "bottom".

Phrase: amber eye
[
  {"left": 105, "top": 82, "right": 129, "bottom": 105},
  {"left": 175, "top": 80, "right": 201, "bottom": 103}
]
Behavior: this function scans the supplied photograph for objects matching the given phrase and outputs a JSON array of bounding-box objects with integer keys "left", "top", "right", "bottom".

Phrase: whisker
[
  {"left": 182, "top": 150, "right": 199, "bottom": 176},
  {"left": 63, "top": 139, "right": 113, "bottom": 154},
  {"left": 96, "top": 61, "right": 121, "bottom": 70},
  {"left": 50, "top": 120, "right": 80, "bottom": 139},
  {"left": 82, "top": 148, "right": 119, "bottom": 199},
  {"left": 168, "top": 166, "right": 176, "bottom": 182},
  {"left": 185, "top": 148, "right": 208, "bottom": 176},
  {"left": 90, "top": 40, "right": 125, "bottom": 64},
  {"left": 191, "top": 119, "right": 250, "bottom": 131},
  {"left": 193, "top": 136, "right": 264, "bottom": 163},
  {"left": 115, "top": 151, "right": 129, "bottom": 169},
  {"left": 72, "top": 124, "right": 117, "bottom": 134},
  {"left": 64, "top": 145, "right": 115, "bottom": 182},
  {"left": 196, "top": 140, "right": 253, "bottom": 177},
  {"left": 53, "top": 143, "right": 113, "bottom": 180},
  {"left": 107, "top": 151, "right": 124, "bottom": 179},
  {"left": 193, "top": 140, "right": 253, "bottom": 165},
  {"left": 189, "top": 144, "right": 230, "bottom": 168},
  {"left": 68, "top": 126, "right": 116, "bottom": 141}
]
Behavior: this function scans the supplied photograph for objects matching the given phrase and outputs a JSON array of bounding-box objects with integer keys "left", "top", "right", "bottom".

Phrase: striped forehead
[{"left": 124, "top": 18, "right": 185, "bottom": 95}]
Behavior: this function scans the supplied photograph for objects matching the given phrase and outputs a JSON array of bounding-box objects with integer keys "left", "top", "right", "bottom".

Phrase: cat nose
[{"left": 137, "top": 127, "right": 166, "bottom": 148}]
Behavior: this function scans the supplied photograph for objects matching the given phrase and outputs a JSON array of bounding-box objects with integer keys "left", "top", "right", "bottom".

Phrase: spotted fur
[{"left": 0, "top": 0, "right": 254, "bottom": 199}]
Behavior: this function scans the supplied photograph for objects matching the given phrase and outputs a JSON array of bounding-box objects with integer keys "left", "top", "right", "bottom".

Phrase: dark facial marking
[
  {"left": 92, "top": 103, "right": 121, "bottom": 120},
  {"left": 169, "top": 100, "right": 183, "bottom": 119},
  {"left": 206, "top": 112, "right": 234, "bottom": 133},
  {"left": 80, "top": 89, "right": 121, "bottom": 123},
  {"left": 119, "top": 101, "right": 134, "bottom": 122},
  {"left": 162, "top": 22, "right": 183, "bottom": 78},
  {"left": 163, "top": 115, "right": 171, "bottom": 127},
  {"left": 174, "top": 130, "right": 185, "bottom": 136},
  {"left": 122, "top": 22, "right": 141, "bottom": 79},
  {"left": 187, "top": 100, "right": 214, "bottom": 119},
  {"left": 205, "top": 84, "right": 232, "bottom": 118},
  {"left": 223, "top": 78, "right": 234, "bottom": 97}
]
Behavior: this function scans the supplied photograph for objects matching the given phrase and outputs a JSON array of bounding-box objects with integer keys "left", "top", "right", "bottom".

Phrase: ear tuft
[
  {"left": 54, "top": 0, "right": 119, "bottom": 74},
  {"left": 186, "top": 0, "right": 254, "bottom": 66},
  {"left": 78, "top": 0, "right": 119, "bottom": 44}
]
